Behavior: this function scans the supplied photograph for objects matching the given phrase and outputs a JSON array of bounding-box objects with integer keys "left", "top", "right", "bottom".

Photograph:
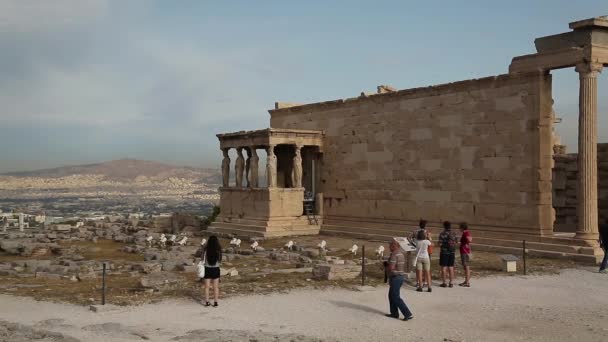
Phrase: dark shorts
[
  {"left": 461, "top": 253, "right": 470, "bottom": 267},
  {"left": 202, "top": 266, "right": 220, "bottom": 280},
  {"left": 439, "top": 253, "right": 455, "bottom": 267}
]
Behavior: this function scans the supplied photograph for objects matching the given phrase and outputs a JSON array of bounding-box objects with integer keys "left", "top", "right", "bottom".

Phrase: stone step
[
  {"left": 322, "top": 223, "right": 595, "bottom": 252},
  {"left": 320, "top": 225, "right": 601, "bottom": 261},
  {"left": 207, "top": 224, "right": 267, "bottom": 238},
  {"left": 472, "top": 244, "right": 600, "bottom": 263},
  {"left": 218, "top": 216, "right": 321, "bottom": 227},
  {"left": 324, "top": 216, "right": 556, "bottom": 238},
  {"left": 321, "top": 227, "right": 393, "bottom": 241},
  {"left": 212, "top": 221, "right": 318, "bottom": 233},
  {"left": 264, "top": 226, "right": 321, "bottom": 238},
  {"left": 321, "top": 223, "right": 412, "bottom": 237},
  {"left": 323, "top": 218, "right": 594, "bottom": 247},
  {"left": 472, "top": 237, "right": 597, "bottom": 256},
  {"left": 209, "top": 222, "right": 320, "bottom": 239},
  {"left": 210, "top": 222, "right": 268, "bottom": 232}
]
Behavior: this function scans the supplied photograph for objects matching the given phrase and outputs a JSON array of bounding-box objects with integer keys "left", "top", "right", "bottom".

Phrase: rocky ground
[
  {"left": 0, "top": 223, "right": 588, "bottom": 306},
  {"left": 0, "top": 268, "right": 606, "bottom": 342}
]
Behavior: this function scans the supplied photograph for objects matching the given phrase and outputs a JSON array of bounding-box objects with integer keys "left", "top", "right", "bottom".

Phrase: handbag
[
  {"left": 412, "top": 243, "right": 423, "bottom": 268},
  {"left": 427, "top": 242, "right": 433, "bottom": 255},
  {"left": 197, "top": 253, "right": 206, "bottom": 278}
]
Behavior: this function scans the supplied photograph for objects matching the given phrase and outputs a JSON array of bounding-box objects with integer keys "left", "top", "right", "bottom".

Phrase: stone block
[
  {"left": 500, "top": 255, "right": 519, "bottom": 273},
  {"left": 140, "top": 263, "right": 162, "bottom": 274},
  {"left": 23, "top": 260, "right": 51, "bottom": 271},
  {"left": 312, "top": 264, "right": 360, "bottom": 281},
  {"left": 220, "top": 267, "right": 239, "bottom": 277},
  {"left": 180, "top": 265, "right": 197, "bottom": 273},
  {"left": 35, "top": 272, "right": 62, "bottom": 280},
  {"left": 140, "top": 273, "right": 181, "bottom": 289},
  {"left": 410, "top": 128, "right": 432, "bottom": 140},
  {"left": 420, "top": 159, "right": 441, "bottom": 171},
  {"left": 161, "top": 261, "right": 178, "bottom": 271},
  {"left": 482, "top": 157, "right": 510, "bottom": 170}
]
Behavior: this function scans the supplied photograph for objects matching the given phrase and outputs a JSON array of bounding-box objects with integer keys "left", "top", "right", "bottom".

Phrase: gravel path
[{"left": 0, "top": 268, "right": 606, "bottom": 342}]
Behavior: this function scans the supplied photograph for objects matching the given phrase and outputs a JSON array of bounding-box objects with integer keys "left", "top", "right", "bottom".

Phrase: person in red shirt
[{"left": 459, "top": 222, "right": 472, "bottom": 287}]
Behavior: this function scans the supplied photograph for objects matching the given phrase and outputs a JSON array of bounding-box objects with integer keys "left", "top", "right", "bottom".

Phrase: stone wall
[
  {"left": 553, "top": 143, "right": 608, "bottom": 232},
  {"left": 269, "top": 72, "right": 554, "bottom": 235},
  {"left": 219, "top": 188, "right": 304, "bottom": 219}
]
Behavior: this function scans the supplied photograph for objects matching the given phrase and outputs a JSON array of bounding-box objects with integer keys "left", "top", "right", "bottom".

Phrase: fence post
[
  {"left": 522, "top": 240, "right": 527, "bottom": 276},
  {"left": 361, "top": 245, "right": 366, "bottom": 286},
  {"left": 102, "top": 262, "right": 107, "bottom": 305}
]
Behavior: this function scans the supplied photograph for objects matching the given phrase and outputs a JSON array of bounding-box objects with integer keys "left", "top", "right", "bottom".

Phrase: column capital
[{"left": 575, "top": 62, "right": 603, "bottom": 77}]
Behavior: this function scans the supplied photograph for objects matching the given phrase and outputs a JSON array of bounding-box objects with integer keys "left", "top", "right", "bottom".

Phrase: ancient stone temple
[{"left": 210, "top": 16, "right": 608, "bottom": 262}]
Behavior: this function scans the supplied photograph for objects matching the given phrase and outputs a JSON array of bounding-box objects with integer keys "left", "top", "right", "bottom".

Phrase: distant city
[{"left": 0, "top": 159, "right": 220, "bottom": 229}]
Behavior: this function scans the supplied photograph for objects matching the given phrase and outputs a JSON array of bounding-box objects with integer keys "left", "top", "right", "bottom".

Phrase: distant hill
[{"left": 2, "top": 159, "right": 221, "bottom": 183}]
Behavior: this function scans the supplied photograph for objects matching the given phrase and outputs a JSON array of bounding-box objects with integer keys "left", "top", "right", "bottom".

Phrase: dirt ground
[
  {"left": 0, "top": 268, "right": 606, "bottom": 342},
  {"left": 0, "top": 234, "right": 590, "bottom": 306}
]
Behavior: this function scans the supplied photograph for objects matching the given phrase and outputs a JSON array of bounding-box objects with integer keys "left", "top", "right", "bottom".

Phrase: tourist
[
  {"left": 459, "top": 222, "right": 472, "bottom": 287},
  {"left": 599, "top": 221, "right": 608, "bottom": 273},
  {"left": 385, "top": 239, "right": 413, "bottom": 321},
  {"left": 414, "top": 230, "right": 432, "bottom": 292},
  {"left": 202, "top": 235, "right": 222, "bottom": 307},
  {"left": 438, "top": 221, "right": 457, "bottom": 288},
  {"left": 411, "top": 219, "right": 431, "bottom": 288},
  {"left": 411, "top": 219, "right": 431, "bottom": 240}
]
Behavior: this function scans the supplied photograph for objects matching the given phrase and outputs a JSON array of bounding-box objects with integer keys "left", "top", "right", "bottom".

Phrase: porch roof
[{"left": 216, "top": 128, "right": 324, "bottom": 151}]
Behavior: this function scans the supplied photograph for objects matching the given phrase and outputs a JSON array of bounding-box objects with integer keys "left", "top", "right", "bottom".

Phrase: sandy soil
[{"left": 0, "top": 267, "right": 606, "bottom": 342}]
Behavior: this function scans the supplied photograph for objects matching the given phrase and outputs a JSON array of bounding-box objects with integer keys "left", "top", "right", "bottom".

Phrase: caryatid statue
[
  {"left": 235, "top": 147, "right": 245, "bottom": 188},
  {"left": 266, "top": 145, "right": 277, "bottom": 188},
  {"left": 221, "top": 148, "right": 230, "bottom": 187},
  {"left": 245, "top": 148, "right": 251, "bottom": 187},
  {"left": 292, "top": 146, "right": 303, "bottom": 188},
  {"left": 249, "top": 147, "right": 259, "bottom": 188}
]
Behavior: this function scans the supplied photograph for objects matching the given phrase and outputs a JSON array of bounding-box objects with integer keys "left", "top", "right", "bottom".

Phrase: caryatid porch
[{"left": 209, "top": 128, "right": 325, "bottom": 238}]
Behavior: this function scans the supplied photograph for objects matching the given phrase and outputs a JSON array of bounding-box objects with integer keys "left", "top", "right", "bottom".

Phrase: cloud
[
  {"left": 0, "top": 1, "right": 277, "bottom": 131},
  {"left": 0, "top": 0, "right": 108, "bottom": 34}
]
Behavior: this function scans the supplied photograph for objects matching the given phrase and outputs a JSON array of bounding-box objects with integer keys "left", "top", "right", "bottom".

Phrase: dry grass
[{"left": 58, "top": 239, "right": 144, "bottom": 262}]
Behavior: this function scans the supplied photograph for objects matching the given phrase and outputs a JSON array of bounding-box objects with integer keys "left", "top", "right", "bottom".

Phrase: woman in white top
[{"left": 415, "top": 230, "right": 433, "bottom": 293}]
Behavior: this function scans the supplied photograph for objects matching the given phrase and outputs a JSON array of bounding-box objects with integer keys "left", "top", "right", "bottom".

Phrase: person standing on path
[
  {"left": 411, "top": 219, "right": 431, "bottom": 288},
  {"left": 202, "top": 235, "right": 222, "bottom": 307},
  {"left": 438, "top": 221, "right": 458, "bottom": 288},
  {"left": 414, "top": 230, "right": 433, "bottom": 293},
  {"left": 599, "top": 221, "right": 608, "bottom": 273},
  {"left": 385, "top": 239, "right": 414, "bottom": 321},
  {"left": 459, "top": 222, "right": 472, "bottom": 287}
]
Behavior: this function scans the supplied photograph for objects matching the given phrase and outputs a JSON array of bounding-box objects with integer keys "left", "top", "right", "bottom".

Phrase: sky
[{"left": 0, "top": 0, "right": 607, "bottom": 173}]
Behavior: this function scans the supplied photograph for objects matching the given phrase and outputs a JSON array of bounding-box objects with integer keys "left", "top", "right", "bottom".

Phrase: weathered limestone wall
[
  {"left": 270, "top": 72, "right": 554, "bottom": 235},
  {"left": 219, "top": 188, "right": 304, "bottom": 219},
  {"left": 210, "top": 188, "right": 318, "bottom": 237},
  {"left": 553, "top": 143, "right": 608, "bottom": 232}
]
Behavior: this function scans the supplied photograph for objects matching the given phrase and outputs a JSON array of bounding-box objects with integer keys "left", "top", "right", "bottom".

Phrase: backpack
[{"left": 441, "top": 231, "right": 456, "bottom": 253}]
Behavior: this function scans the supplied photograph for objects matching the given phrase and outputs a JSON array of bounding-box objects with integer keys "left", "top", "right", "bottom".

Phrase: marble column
[
  {"left": 292, "top": 145, "right": 303, "bottom": 188},
  {"left": 249, "top": 147, "right": 259, "bottom": 188},
  {"left": 221, "top": 148, "right": 230, "bottom": 188},
  {"left": 266, "top": 145, "right": 277, "bottom": 188},
  {"left": 245, "top": 148, "right": 251, "bottom": 187},
  {"left": 235, "top": 147, "right": 245, "bottom": 188},
  {"left": 575, "top": 62, "right": 602, "bottom": 239}
]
